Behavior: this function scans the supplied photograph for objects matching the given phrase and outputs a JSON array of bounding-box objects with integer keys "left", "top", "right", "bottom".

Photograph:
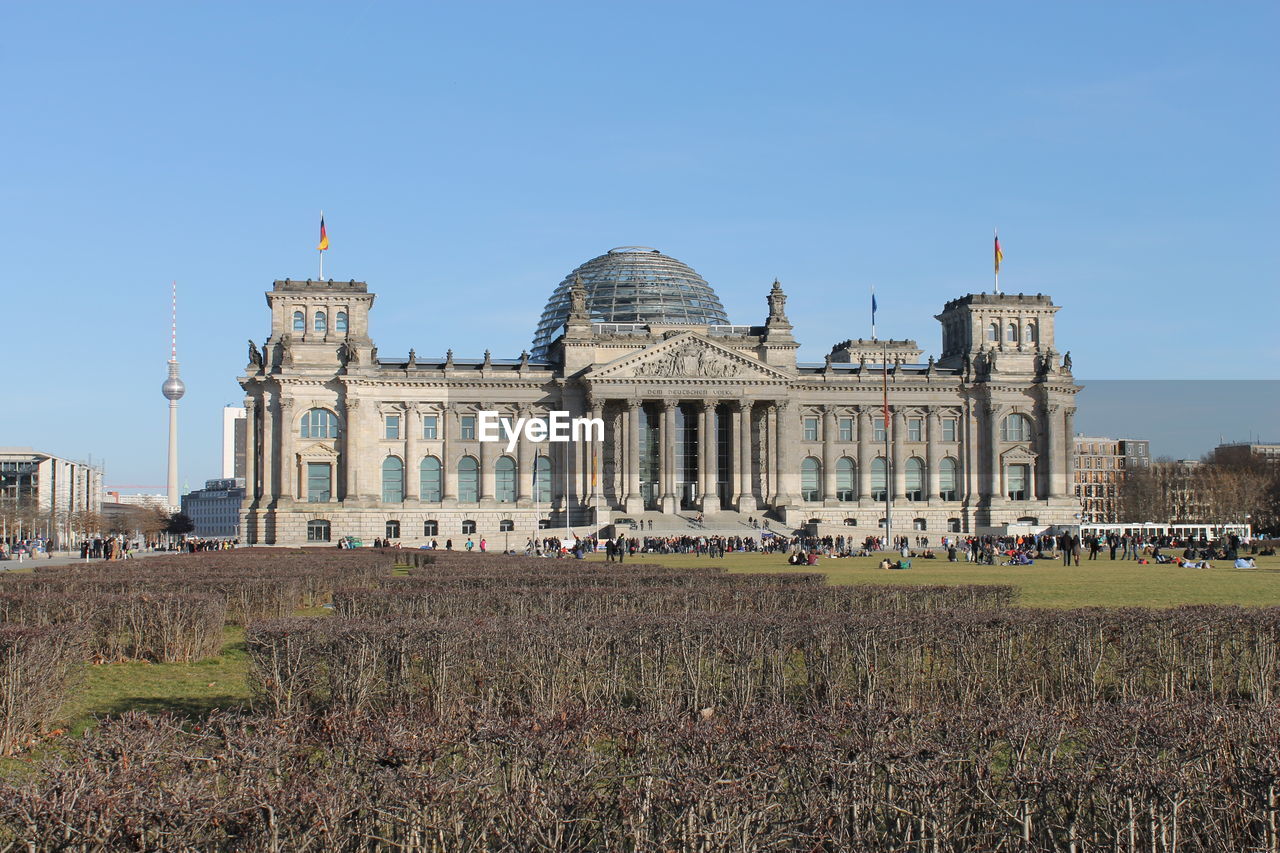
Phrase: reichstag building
[{"left": 239, "top": 246, "right": 1081, "bottom": 545}]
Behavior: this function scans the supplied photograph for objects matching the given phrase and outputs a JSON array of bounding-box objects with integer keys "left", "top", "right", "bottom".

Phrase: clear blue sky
[{"left": 1, "top": 2, "right": 1276, "bottom": 490}]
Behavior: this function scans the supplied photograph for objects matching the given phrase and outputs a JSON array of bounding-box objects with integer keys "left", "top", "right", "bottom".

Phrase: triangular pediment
[
  {"left": 1000, "top": 445, "right": 1038, "bottom": 463},
  {"left": 588, "top": 333, "right": 790, "bottom": 382}
]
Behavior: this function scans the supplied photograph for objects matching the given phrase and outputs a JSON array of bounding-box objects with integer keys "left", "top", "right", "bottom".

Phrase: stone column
[
  {"left": 441, "top": 405, "right": 456, "bottom": 502},
  {"left": 891, "top": 408, "right": 906, "bottom": 501},
  {"left": 588, "top": 398, "right": 604, "bottom": 513},
  {"left": 479, "top": 417, "right": 494, "bottom": 504},
  {"left": 776, "top": 401, "right": 800, "bottom": 508},
  {"left": 516, "top": 406, "right": 531, "bottom": 504},
  {"left": 405, "top": 404, "right": 420, "bottom": 501},
  {"left": 857, "top": 408, "right": 872, "bottom": 503},
  {"left": 278, "top": 397, "right": 295, "bottom": 502},
  {"left": 727, "top": 403, "right": 741, "bottom": 508},
  {"left": 243, "top": 398, "right": 258, "bottom": 504},
  {"left": 926, "top": 409, "right": 941, "bottom": 501},
  {"left": 660, "top": 400, "right": 676, "bottom": 513},
  {"left": 343, "top": 397, "right": 358, "bottom": 502},
  {"left": 260, "top": 393, "right": 276, "bottom": 504},
  {"left": 821, "top": 405, "right": 836, "bottom": 505},
  {"left": 699, "top": 400, "right": 718, "bottom": 510},
  {"left": 765, "top": 405, "right": 779, "bottom": 505},
  {"left": 626, "top": 401, "right": 642, "bottom": 513},
  {"left": 737, "top": 403, "right": 756, "bottom": 512},
  {"left": 1063, "top": 407, "right": 1077, "bottom": 498},
  {"left": 987, "top": 402, "right": 1002, "bottom": 499},
  {"left": 1046, "top": 403, "right": 1066, "bottom": 498}
]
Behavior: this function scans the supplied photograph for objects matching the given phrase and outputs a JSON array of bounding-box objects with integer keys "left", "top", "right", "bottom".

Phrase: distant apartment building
[
  {"left": 1214, "top": 442, "right": 1280, "bottom": 466},
  {"left": 0, "top": 447, "right": 104, "bottom": 545},
  {"left": 222, "top": 406, "right": 247, "bottom": 480},
  {"left": 181, "top": 478, "right": 245, "bottom": 539},
  {"left": 1073, "top": 436, "right": 1150, "bottom": 523}
]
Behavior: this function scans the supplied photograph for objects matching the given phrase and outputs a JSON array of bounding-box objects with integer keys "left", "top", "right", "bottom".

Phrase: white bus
[{"left": 1080, "top": 522, "right": 1252, "bottom": 542}]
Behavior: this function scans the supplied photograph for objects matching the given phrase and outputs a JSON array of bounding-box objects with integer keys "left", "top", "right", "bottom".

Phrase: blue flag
[{"left": 871, "top": 292, "right": 878, "bottom": 321}]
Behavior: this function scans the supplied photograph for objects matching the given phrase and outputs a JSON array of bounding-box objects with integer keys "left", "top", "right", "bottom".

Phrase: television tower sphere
[{"left": 162, "top": 363, "right": 186, "bottom": 400}]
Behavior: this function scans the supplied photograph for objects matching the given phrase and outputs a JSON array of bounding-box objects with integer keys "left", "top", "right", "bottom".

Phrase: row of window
[
  {"left": 300, "top": 407, "right": 1034, "bottom": 446},
  {"left": 292, "top": 310, "right": 349, "bottom": 333},
  {"left": 802, "top": 416, "right": 961, "bottom": 443},
  {"left": 798, "top": 456, "right": 962, "bottom": 502},
  {"left": 305, "top": 456, "right": 553, "bottom": 504},
  {"left": 306, "top": 518, "right": 511, "bottom": 542},
  {"left": 985, "top": 321, "right": 1040, "bottom": 345}
]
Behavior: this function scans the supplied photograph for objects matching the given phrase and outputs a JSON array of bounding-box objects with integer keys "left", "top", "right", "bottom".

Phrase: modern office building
[
  {"left": 222, "top": 406, "right": 248, "bottom": 479},
  {"left": 239, "top": 246, "right": 1083, "bottom": 544},
  {"left": 181, "top": 478, "right": 245, "bottom": 539},
  {"left": 1214, "top": 442, "right": 1280, "bottom": 466}
]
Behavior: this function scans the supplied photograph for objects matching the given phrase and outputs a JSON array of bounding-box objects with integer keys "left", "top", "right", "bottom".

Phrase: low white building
[{"left": 0, "top": 447, "right": 104, "bottom": 546}]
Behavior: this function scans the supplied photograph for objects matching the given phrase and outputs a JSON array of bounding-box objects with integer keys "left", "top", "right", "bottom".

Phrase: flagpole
[
  {"left": 993, "top": 227, "right": 1000, "bottom": 295},
  {"left": 883, "top": 342, "right": 893, "bottom": 554}
]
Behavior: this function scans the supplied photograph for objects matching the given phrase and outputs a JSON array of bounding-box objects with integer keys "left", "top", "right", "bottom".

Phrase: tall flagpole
[
  {"left": 993, "top": 227, "right": 1001, "bottom": 295},
  {"left": 883, "top": 342, "right": 893, "bottom": 553},
  {"left": 319, "top": 211, "right": 325, "bottom": 281},
  {"left": 871, "top": 285, "right": 877, "bottom": 341}
]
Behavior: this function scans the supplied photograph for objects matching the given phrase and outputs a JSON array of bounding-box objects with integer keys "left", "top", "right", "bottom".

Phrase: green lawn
[{"left": 583, "top": 551, "right": 1280, "bottom": 608}]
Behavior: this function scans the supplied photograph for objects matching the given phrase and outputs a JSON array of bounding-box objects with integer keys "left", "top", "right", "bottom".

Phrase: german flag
[
  {"left": 994, "top": 234, "right": 1003, "bottom": 274},
  {"left": 317, "top": 214, "right": 329, "bottom": 251}
]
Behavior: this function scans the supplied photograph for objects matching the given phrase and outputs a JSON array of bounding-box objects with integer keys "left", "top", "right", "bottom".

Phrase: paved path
[{"left": 0, "top": 549, "right": 184, "bottom": 570}]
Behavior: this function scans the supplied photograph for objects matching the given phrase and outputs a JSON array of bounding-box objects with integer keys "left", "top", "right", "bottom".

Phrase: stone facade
[{"left": 239, "top": 271, "right": 1083, "bottom": 545}]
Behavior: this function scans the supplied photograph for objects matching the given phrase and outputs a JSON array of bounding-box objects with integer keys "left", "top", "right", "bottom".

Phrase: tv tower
[{"left": 161, "top": 281, "right": 186, "bottom": 509}]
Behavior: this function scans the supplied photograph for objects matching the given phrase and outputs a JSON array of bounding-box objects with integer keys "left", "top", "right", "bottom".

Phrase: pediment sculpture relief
[{"left": 633, "top": 342, "right": 744, "bottom": 378}]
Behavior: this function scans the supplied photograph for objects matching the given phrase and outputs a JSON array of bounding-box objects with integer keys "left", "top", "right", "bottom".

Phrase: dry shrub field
[{"left": 1, "top": 548, "right": 1279, "bottom": 851}]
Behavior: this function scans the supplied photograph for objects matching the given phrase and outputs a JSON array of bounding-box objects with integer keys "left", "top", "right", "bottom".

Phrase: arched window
[
  {"left": 313, "top": 311, "right": 327, "bottom": 332},
  {"left": 495, "top": 456, "right": 516, "bottom": 503},
  {"left": 987, "top": 322, "right": 999, "bottom": 342},
  {"left": 1026, "top": 321, "right": 1038, "bottom": 345},
  {"left": 843, "top": 518, "right": 857, "bottom": 526},
  {"left": 385, "top": 520, "right": 400, "bottom": 539},
  {"left": 939, "top": 457, "right": 958, "bottom": 501},
  {"left": 336, "top": 311, "right": 348, "bottom": 332},
  {"left": 461, "top": 520, "right": 476, "bottom": 534},
  {"left": 533, "top": 455, "right": 551, "bottom": 503},
  {"left": 1002, "top": 413, "right": 1030, "bottom": 442},
  {"left": 306, "top": 519, "right": 330, "bottom": 542},
  {"left": 1006, "top": 322, "right": 1018, "bottom": 344},
  {"left": 423, "top": 520, "right": 438, "bottom": 537},
  {"left": 871, "top": 457, "right": 888, "bottom": 501},
  {"left": 292, "top": 310, "right": 305, "bottom": 332},
  {"left": 419, "top": 456, "right": 442, "bottom": 502},
  {"left": 381, "top": 456, "right": 404, "bottom": 503},
  {"left": 905, "top": 457, "right": 924, "bottom": 501},
  {"left": 457, "top": 456, "right": 479, "bottom": 503},
  {"left": 300, "top": 408, "right": 339, "bottom": 439},
  {"left": 800, "top": 457, "right": 821, "bottom": 502},
  {"left": 499, "top": 519, "right": 514, "bottom": 532},
  {"left": 836, "top": 457, "right": 855, "bottom": 501}
]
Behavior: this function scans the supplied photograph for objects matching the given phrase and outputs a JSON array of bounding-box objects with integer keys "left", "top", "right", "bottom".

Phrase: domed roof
[{"left": 531, "top": 247, "right": 730, "bottom": 359}]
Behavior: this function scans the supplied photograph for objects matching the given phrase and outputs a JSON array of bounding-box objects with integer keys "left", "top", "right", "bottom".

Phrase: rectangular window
[
  {"left": 942, "top": 418, "right": 957, "bottom": 442},
  {"left": 803, "top": 417, "right": 819, "bottom": 442},
  {"left": 838, "top": 417, "right": 853, "bottom": 442},
  {"left": 907, "top": 418, "right": 922, "bottom": 441},
  {"left": 1007, "top": 464, "right": 1029, "bottom": 501},
  {"left": 306, "top": 463, "right": 331, "bottom": 503},
  {"left": 460, "top": 415, "right": 476, "bottom": 440},
  {"left": 384, "top": 415, "right": 400, "bottom": 440},
  {"left": 422, "top": 415, "right": 438, "bottom": 440},
  {"left": 873, "top": 417, "right": 886, "bottom": 442}
]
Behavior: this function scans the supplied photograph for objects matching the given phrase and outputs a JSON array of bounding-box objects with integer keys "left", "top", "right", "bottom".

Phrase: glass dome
[{"left": 531, "top": 247, "right": 730, "bottom": 359}]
